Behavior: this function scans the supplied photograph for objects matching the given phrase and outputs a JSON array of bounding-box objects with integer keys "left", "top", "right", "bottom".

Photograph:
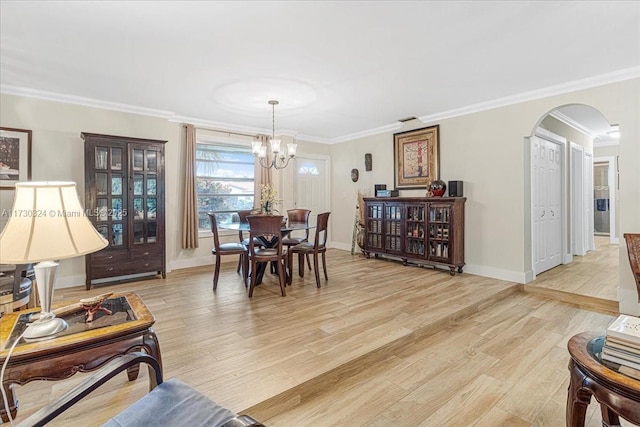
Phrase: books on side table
[{"left": 602, "top": 314, "right": 640, "bottom": 380}]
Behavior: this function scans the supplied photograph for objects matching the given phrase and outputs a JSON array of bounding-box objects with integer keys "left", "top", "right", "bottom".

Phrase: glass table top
[
  {"left": 6, "top": 296, "right": 137, "bottom": 349},
  {"left": 588, "top": 335, "right": 640, "bottom": 382}
]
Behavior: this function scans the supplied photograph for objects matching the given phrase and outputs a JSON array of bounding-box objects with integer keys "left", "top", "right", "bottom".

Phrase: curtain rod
[{"left": 190, "top": 124, "right": 259, "bottom": 139}]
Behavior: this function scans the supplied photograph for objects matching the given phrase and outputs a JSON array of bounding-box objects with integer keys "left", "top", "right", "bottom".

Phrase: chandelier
[{"left": 252, "top": 100, "right": 297, "bottom": 169}]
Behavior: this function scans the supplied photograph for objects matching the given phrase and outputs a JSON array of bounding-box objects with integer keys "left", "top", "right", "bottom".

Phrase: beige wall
[
  {"left": 2, "top": 78, "right": 639, "bottom": 314},
  {"left": 539, "top": 115, "right": 593, "bottom": 148},
  {"left": 0, "top": 94, "right": 331, "bottom": 284},
  {"left": 329, "top": 78, "right": 640, "bottom": 314},
  {"left": 0, "top": 94, "right": 181, "bottom": 286}
]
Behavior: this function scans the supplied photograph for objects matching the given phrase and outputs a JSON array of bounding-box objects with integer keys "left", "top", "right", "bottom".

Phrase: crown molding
[
  {"left": 0, "top": 84, "right": 175, "bottom": 119},
  {"left": 2, "top": 67, "right": 638, "bottom": 145},
  {"left": 417, "top": 66, "right": 640, "bottom": 127},
  {"left": 329, "top": 122, "right": 406, "bottom": 144},
  {"left": 548, "top": 110, "right": 596, "bottom": 137},
  {"left": 169, "top": 114, "right": 269, "bottom": 136},
  {"left": 169, "top": 114, "right": 318, "bottom": 142}
]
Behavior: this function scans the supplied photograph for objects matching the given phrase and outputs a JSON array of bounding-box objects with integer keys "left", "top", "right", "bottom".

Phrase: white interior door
[
  {"left": 584, "top": 152, "right": 594, "bottom": 251},
  {"left": 571, "top": 143, "right": 585, "bottom": 256},
  {"left": 533, "top": 135, "right": 563, "bottom": 274}
]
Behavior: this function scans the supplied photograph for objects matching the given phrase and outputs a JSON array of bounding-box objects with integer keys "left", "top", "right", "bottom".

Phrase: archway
[{"left": 525, "top": 103, "right": 619, "bottom": 303}]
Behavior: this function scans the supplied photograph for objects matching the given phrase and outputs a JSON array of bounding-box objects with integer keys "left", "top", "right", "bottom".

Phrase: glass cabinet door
[
  {"left": 427, "top": 204, "right": 451, "bottom": 260},
  {"left": 93, "top": 144, "right": 127, "bottom": 248},
  {"left": 384, "top": 204, "right": 402, "bottom": 253},
  {"left": 366, "top": 203, "right": 383, "bottom": 249},
  {"left": 405, "top": 204, "right": 426, "bottom": 257},
  {"left": 130, "top": 145, "right": 161, "bottom": 245}
]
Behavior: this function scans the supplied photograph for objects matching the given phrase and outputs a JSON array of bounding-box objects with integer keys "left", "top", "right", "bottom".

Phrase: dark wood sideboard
[{"left": 362, "top": 197, "right": 465, "bottom": 275}]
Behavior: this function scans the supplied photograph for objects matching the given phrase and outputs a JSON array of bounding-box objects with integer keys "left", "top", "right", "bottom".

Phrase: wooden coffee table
[
  {"left": 567, "top": 331, "right": 640, "bottom": 426},
  {"left": 0, "top": 291, "right": 161, "bottom": 421}
]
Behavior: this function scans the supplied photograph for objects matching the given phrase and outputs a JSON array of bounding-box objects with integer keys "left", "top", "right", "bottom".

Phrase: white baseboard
[
  {"left": 618, "top": 287, "right": 639, "bottom": 315},
  {"left": 563, "top": 253, "right": 573, "bottom": 264},
  {"left": 463, "top": 264, "right": 527, "bottom": 284},
  {"left": 523, "top": 270, "right": 535, "bottom": 284},
  {"left": 56, "top": 274, "right": 87, "bottom": 289},
  {"left": 170, "top": 255, "right": 215, "bottom": 271},
  {"left": 329, "top": 241, "right": 358, "bottom": 253}
]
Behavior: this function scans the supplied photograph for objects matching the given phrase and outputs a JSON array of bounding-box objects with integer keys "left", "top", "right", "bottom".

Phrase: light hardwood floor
[
  {"left": 526, "top": 236, "right": 619, "bottom": 306},
  {"left": 7, "top": 248, "right": 628, "bottom": 426}
]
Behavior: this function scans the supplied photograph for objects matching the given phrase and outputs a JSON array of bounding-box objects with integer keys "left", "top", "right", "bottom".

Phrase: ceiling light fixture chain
[{"left": 252, "top": 100, "right": 297, "bottom": 170}]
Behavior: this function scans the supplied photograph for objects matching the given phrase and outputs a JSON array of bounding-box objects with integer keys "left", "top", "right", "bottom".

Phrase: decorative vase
[{"left": 429, "top": 180, "right": 447, "bottom": 197}]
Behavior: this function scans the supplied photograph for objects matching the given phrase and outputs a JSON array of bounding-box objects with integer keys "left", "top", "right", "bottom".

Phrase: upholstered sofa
[{"left": 17, "top": 352, "right": 264, "bottom": 427}]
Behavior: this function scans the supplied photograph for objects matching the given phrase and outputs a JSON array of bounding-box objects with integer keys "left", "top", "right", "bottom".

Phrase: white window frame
[{"left": 196, "top": 135, "right": 255, "bottom": 238}]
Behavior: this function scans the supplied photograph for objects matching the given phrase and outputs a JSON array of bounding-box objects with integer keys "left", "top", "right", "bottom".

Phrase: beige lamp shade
[{"left": 0, "top": 181, "right": 108, "bottom": 263}]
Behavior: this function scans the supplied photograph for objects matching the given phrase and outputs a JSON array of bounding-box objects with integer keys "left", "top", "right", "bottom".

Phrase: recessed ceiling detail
[{"left": 213, "top": 78, "right": 317, "bottom": 116}]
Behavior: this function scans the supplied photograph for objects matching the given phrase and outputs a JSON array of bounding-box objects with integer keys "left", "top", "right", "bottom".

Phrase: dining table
[{"left": 218, "top": 220, "right": 315, "bottom": 285}]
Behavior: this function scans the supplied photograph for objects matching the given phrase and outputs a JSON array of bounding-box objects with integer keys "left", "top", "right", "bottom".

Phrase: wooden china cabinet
[
  {"left": 82, "top": 133, "right": 166, "bottom": 289},
  {"left": 362, "top": 197, "right": 466, "bottom": 275}
]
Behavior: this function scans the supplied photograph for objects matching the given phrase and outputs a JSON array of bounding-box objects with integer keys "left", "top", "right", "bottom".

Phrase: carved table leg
[
  {"left": 600, "top": 405, "right": 620, "bottom": 427},
  {"left": 126, "top": 363, "right": 140, "bottom": 381},
  {"left": 0, "top": 383, "right": 18, "bottom": 423},
  {"left": 142, "top": 329, "right": 162, "bottom": 391},
  {"left": 127, "top": 329, "right": 162, "bottom": 384},
  {"left": 567, "top": 359, "right": 591, "bottom": 427}
]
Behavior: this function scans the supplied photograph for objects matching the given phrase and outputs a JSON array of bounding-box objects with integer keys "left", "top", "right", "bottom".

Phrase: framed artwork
[
  {"left": 393, "top": 125, "right": 439, "bottom": 189},
  {"left": 0, "top": 127, "right": 32, "bottom": 189}
]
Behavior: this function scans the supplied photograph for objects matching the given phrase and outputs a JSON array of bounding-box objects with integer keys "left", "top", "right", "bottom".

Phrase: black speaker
[
  {"left": 448, "top": 181, "right": 463, "bottom": 197},
  {"left": 374, "top": 184, "right": 386, "bottom": 192}
]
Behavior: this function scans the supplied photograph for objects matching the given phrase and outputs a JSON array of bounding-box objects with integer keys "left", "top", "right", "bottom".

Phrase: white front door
[
  {"left": 533, "top": 135, "right": 563, "bottom": 274},
  {"left": 294, "top": 155, "right": 330, "bottom": 228}
]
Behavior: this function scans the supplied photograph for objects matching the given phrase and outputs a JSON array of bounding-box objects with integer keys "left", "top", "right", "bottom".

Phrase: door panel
[
  {"left": 294, "top": 156, "right": 329, "bottom": 228},
  {"left": 533, "top": 136, "right": 562, "bottom": 274}
]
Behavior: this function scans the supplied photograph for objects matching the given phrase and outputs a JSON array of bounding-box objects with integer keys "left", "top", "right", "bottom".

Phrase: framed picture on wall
[
  {"left": 0, "top": 127, "right": 32, "bottom": 189},
  {"left": 393, "top": 125, "right": 439, "bottom": 189}
]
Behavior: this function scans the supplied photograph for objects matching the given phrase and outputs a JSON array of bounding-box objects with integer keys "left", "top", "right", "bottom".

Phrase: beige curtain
[
  {"left": 259, "top": 134, "right": 272, "bottom": 186},
  {"left": 182, "top": 124, "right": 199, "bottom": 248},
  {"left": 256, "top": 134, "right": 271, "bottom": 207}
]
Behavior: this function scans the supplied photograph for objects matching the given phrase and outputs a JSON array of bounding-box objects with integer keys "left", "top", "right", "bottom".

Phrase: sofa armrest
[{"left": 18, "top": 352, "right": 162, "bottom": 427}]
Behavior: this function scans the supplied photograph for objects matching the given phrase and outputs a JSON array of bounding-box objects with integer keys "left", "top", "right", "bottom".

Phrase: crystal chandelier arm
[
  {"left": 258, "top": 156, "right": 274, "bottom": 169},
  {"left": 273, "top": 156, "right": 293, "bottom": 170}
]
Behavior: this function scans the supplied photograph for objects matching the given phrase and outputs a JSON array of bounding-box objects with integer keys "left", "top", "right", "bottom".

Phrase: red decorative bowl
[{"left": 430, "top": 180, "right": 447, "bottom": 197}]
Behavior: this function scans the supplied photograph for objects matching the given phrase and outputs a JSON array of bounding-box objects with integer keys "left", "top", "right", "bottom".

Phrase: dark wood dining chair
[
  {"left": 282, "top": 208, "right": 312, "bottom": 275},
  {"left": 624, "top": 233, "right": 640, "bottom": 301},
  {"left": 208, "top": 213, "right": 248, "bottom": 291},
  {"left": 287, "top": 212, "right": 330, "bottom": 288},
  {"left": 236, "top": 209, "right": 254, "bottom": 273},
  {"left": 247, "top": 215, "right": 287, "bottom": 297}
]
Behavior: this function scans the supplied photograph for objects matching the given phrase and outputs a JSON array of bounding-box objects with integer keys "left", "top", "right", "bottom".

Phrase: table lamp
[{"left": 0, "top": 182, "right": 108, "bottom": 339}]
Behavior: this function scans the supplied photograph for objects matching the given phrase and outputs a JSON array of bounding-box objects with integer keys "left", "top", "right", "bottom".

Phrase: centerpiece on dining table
[{"left": 259, "top": 183, "right": 281, "bottom": 215}]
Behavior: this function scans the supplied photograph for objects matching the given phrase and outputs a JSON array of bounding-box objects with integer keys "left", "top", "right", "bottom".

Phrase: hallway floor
[{"left": 528, "top": 236, "right": 619, "bottom": 303}]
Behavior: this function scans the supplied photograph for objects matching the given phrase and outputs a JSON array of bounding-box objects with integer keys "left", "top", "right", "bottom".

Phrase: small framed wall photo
[
  {"left": 0, "top": 127, "right": 32, "bottom": 189},
  {"left": 393, "top": 125, "right": 439, "bottom": 189}
]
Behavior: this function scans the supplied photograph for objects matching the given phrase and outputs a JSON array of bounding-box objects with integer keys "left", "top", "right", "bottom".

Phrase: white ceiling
[{"left": 1, "top": 1, "right": 639, "bottom": 143}]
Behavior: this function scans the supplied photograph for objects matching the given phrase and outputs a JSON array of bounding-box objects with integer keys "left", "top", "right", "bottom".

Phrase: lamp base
[{"left": 23, "top": 317, "right": 68, "bottom": 339}]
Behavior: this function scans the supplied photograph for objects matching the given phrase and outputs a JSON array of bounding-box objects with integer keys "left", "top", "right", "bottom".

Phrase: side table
[
  {"left": 567, "top": 331, "right": 640, "bottom": 426},
  {"left": 0, "top": 291, "right": 161, "bottom": 422}
]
